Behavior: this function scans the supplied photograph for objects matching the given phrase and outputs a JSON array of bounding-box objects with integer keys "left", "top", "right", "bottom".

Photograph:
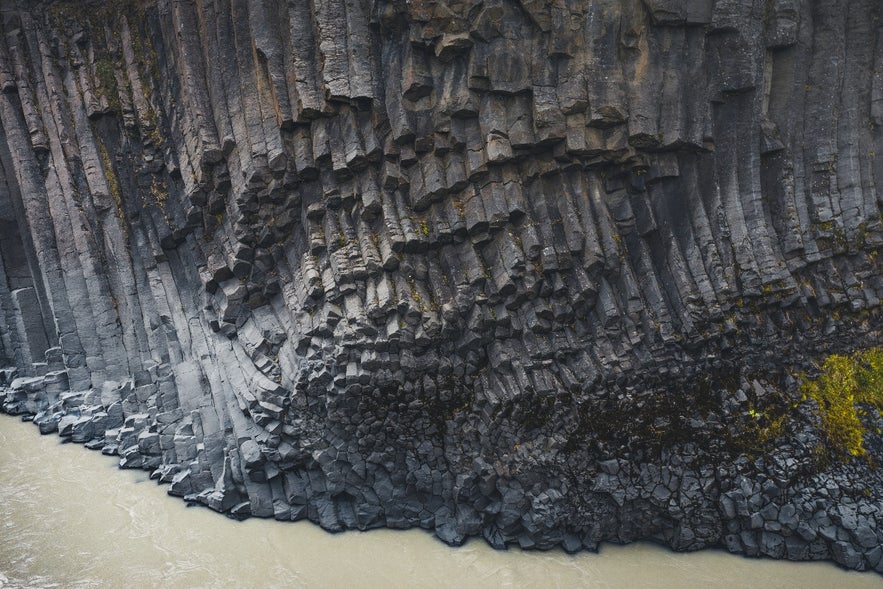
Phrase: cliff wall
[{"left": 1, "top": 0, "right": 882, "bottom": 571}]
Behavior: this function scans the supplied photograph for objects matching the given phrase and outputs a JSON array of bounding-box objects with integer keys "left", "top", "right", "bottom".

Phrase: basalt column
[{"left": 1, "top": 0, "right": 883, "bottom": 574}]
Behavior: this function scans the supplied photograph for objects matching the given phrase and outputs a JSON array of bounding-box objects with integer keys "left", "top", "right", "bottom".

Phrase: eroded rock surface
[{"left": 1, "top": 0, "right": 882, "bottom": 572}]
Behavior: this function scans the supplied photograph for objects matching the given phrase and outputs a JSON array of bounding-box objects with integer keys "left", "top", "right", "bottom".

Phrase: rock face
[{"left": 1, "top": 0, "right": 882, "bottom": 572}]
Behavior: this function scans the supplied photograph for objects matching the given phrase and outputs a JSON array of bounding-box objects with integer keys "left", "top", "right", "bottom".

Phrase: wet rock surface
[{"left": 0, "top": 0, "right": 882, "bottom": 574}]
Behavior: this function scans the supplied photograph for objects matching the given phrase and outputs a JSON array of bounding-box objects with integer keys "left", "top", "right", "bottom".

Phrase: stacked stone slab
[{"left": 0, "top": 0, "right": 882, "bottom": 573}]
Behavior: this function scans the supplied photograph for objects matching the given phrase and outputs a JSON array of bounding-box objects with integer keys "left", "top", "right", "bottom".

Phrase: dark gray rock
[{"left": 0, "top": 0, "right": 881, "bottom": 575}]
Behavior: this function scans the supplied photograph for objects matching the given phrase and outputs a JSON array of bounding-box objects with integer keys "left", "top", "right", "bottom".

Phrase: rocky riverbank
[{"left": 3, "top": 350, "right": 883, "bottom": 573}]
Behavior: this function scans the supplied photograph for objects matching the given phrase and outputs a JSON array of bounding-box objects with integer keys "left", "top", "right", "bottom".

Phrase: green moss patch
[{"left": 801, "top": 348, "right": 883, "bottom": 458}]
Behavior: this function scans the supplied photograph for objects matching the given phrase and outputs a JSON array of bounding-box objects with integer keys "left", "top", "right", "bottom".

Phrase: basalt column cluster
[{"left": 1, "top": 0, "right": 883, "bottom": 572}]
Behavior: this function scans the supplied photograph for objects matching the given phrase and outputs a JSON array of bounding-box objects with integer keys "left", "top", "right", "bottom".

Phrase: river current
[{"left": 0, "top": 416, "right": 879, "bottom": 589}]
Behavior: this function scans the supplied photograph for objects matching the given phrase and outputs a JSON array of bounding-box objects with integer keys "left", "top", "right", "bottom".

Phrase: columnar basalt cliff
[{"left": 1, "top": 0, "right": 883, "bottom": 572}]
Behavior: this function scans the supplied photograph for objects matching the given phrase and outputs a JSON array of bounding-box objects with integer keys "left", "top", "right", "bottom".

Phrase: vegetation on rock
[{"left": 802, "top": 348, "right": 883, "bottom": 458}]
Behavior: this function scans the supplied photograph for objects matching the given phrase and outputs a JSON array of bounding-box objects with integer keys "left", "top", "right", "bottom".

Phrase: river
[{"left": 0, "top": 416, "right": 879, "bottom": 589}]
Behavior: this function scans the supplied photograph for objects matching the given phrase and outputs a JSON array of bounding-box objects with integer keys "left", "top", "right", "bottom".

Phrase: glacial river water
[{"left": 0, "top": 416, "right": 880, "bottom": 589}]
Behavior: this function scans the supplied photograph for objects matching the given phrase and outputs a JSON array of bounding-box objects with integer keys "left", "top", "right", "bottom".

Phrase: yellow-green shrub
[
  {"left": 801, "top": 348, "right": 883, "bottom": 458},
  {"left": 855, "top": 348, "right": 883, "bottom": 407}
]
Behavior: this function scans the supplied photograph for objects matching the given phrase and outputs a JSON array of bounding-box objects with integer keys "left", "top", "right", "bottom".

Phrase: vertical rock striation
[{"left": 1, "top": 0, "right": 883, "bottom": 572}]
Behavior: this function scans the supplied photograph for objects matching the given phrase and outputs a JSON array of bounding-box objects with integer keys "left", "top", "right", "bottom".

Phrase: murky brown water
[{"left": 0, "top": 416, "right": 880, "bottom": 589}]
